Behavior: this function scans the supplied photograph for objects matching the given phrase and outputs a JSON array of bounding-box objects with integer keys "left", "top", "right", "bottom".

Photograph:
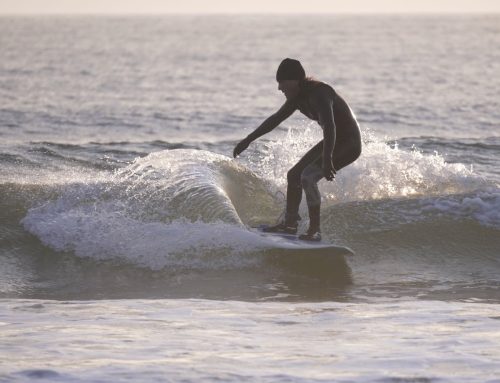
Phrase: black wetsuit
[
  {"left": 235, "top": 80, "right": 361, "bottom": 230},
  {"left": 284, "top": 81, "right": 361, "bottom": 223}
]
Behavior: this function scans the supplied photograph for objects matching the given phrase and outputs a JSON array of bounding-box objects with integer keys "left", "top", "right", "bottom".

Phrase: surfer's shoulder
[{"left": 301, "top": 79, "right": 335, "bottom": 101}]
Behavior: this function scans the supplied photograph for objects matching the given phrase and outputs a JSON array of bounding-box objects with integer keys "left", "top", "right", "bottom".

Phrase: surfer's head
[
  {"left": 276, "top": 58, "right": 305, "bottom": 82},
  {"left": 276, "top": 58, "right": 305, "bottom": 100}
]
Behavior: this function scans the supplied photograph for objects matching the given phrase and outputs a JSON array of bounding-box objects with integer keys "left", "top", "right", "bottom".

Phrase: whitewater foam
[
  {"left": 22, "top": 208, "right": 268, "bottom": 270},
  {"left": 248, "top": 126, "right": 487, "bottom": 206},
  {"left": 18, "top": 133, "right": 498, "bottom": 270},
  {"left": 19, "top": 150, "right": 278, "bottom": 270}
]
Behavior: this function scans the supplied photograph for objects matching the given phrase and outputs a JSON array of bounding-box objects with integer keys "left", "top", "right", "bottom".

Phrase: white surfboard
[
  {"left": 250, "top": 225, "right": 354, "bottom": 256},
  {"left": 250, "top": 226, "right": 353, "bottom": 276}
]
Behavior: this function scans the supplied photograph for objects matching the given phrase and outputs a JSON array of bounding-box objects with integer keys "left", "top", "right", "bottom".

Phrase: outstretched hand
[
  {"left": 323, "top": 160, "right": 336, "bottom": 181},
  {"left": 233, "top": 138, "right": 251, "bottom": 158}
]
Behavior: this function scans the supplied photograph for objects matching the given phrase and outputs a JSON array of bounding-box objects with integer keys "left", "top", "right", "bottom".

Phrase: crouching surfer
[{"left": 233, "top": 58, "right": 362, "bottom": 241}]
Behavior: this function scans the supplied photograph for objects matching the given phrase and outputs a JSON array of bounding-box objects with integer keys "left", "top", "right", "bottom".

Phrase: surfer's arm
[
  {"left": 233, "top": 100, "right": 296, "bottom": 157},
  {"left": 314, "top": 90, "right": 336, "bottom": 180},
  {"left": 246, "top": 100, "right": 296, "bottom": 142}
]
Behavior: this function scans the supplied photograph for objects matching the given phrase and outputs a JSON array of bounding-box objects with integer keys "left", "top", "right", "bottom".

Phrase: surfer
[{"left": 233, "top": 58, "right": 361, "bottom": 241}]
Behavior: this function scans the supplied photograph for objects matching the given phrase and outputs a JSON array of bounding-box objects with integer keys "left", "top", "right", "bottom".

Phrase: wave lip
[{"left": 20, "top": 149, "right": 278, "bottom": 270}]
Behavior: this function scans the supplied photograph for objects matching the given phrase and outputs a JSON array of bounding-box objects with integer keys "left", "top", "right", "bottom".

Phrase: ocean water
[{"left": 1, "top": 15, "right": 499, "bottom": 382}]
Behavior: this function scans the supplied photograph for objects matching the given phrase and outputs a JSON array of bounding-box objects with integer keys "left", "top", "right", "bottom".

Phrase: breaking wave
[{"left": 14, "top": 130, "right": 498, "bottom": 271}]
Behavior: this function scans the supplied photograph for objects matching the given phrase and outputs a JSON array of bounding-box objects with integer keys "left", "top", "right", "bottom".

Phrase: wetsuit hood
[{"left": 276, "top": 58, "right": 306, "bottom": 82}]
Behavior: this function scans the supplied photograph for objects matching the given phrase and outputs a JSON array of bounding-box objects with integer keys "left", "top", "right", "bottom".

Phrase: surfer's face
[{"left": 278, "top": 80, "right": 300, "bottom": 100}]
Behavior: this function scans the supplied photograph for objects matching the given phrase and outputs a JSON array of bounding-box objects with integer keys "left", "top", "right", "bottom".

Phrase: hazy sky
[{"left": 1, "top": 0, "right": 499, "bottom": 14}]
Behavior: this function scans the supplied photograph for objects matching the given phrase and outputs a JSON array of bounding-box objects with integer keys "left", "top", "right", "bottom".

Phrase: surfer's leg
[
  {"left": 301, "top": 160, "right": 323, "bottom": 229},
  {"left": 284, "top": 141, "right": 323, "bottom": 224},
  {"left": 264, "top": 141, "right": 324, "bottom": 234},
  {"left": 299, "top": 141, "right": 361, "bottom": 240}
]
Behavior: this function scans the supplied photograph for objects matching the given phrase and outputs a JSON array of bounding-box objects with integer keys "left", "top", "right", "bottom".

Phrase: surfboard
[
  {"left": 250, "top": 225, "right": 353, "bottom": 277},
  {"left": 250, "top": 225, "right": 354, "bottom": 256}
]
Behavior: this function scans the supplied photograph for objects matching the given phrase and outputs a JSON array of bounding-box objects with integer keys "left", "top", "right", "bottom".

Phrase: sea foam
[
  {"left": 21, "top": 134, "right": 497, "bottom": 270},
  {"left": 249, "top": 125, "right": 487, "bottom": 204}
]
